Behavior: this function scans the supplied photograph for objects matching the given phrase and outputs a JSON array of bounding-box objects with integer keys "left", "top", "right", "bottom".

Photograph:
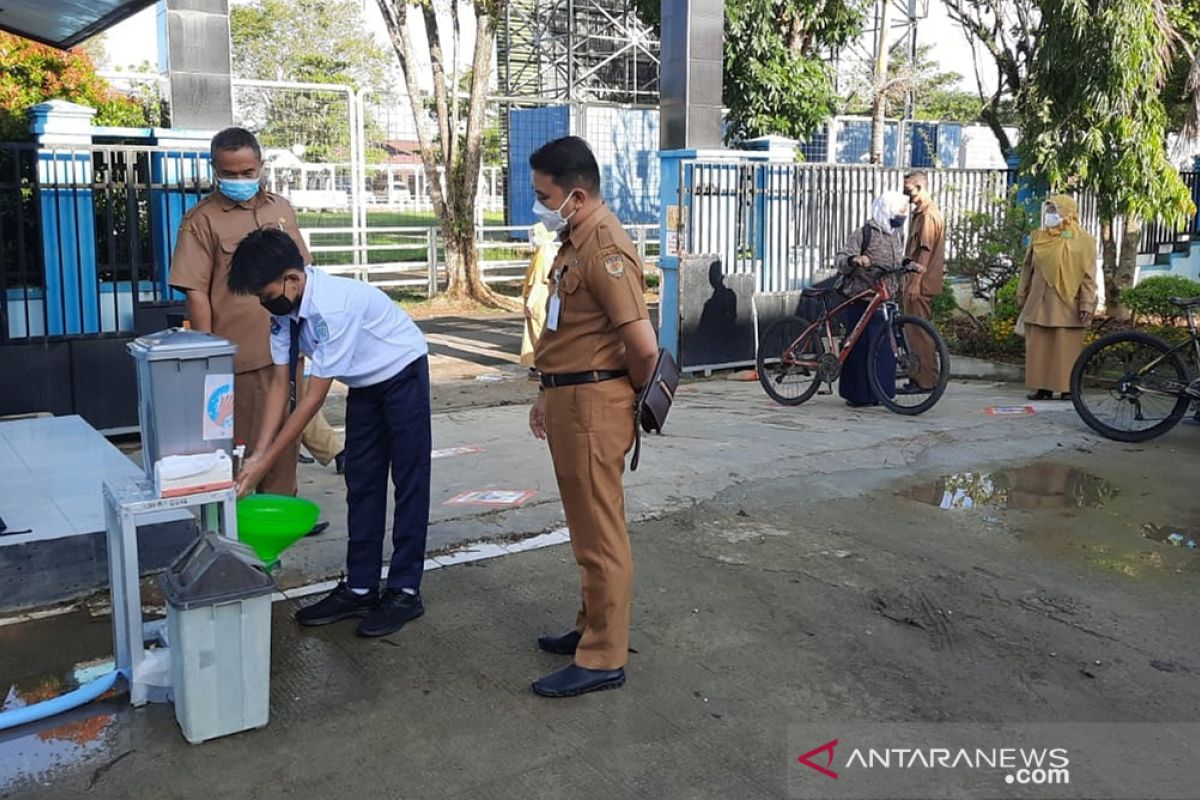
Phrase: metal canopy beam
[{"left": 0, "top": 0, "right": 158, "bottom": 49}]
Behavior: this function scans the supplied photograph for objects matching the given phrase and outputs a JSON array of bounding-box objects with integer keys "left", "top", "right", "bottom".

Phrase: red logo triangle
[{"left": 797, "top": 739, "right": 839, "bottom": 779}]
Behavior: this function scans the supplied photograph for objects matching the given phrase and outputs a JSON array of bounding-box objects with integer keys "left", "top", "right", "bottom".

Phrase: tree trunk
[
  {"left": 377, "top": 0, "right": 517, "bottom": 311},
  {"left": 980, "top": 92, "right": 1013, "bottom": 160},
  {"left": 1099, "top": 215, "right": 1118, "bottom": 315},
  {"left": 1111, "top": 215, "right": 1142, "bottom": 322},
  {"left": 869, "top": 0, "right": 891, "bottom": 165}
]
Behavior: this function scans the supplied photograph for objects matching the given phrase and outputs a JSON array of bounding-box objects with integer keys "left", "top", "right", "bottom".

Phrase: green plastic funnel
[{"left": 236, "top": 494, "right": 320, "bottom": 567}]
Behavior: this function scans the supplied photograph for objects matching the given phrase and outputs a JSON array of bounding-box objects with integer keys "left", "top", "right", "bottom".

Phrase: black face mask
[{"left": 261, "top": 284, "right": 296, "bottom": 316}]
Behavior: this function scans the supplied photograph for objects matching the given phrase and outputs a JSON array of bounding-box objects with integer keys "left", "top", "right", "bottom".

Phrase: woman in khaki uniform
[
  {"left": 520, "top": 222, "right": 559, "bottom": 369},
  {"left": 1017, "top": 194, "right": 1098, "bottom": 400}
]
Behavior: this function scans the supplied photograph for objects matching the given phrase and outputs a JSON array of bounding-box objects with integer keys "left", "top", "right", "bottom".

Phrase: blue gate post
[
  {"left": 150, "top": 129, "right": 214, "bottom": 300},
  {"left": 29, "top": 101, "right": 99, "bottom": 336},
  {"left": 657, "top": 149, "right": 699, "bottom": 358},
  {"left": 1192, "top": 157, "right": 1200, "bottom": 234}
]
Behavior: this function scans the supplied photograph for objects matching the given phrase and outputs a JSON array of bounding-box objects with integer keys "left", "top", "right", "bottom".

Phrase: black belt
[{"left": 540, "top": 370, "right": 628, "bottom": 389}]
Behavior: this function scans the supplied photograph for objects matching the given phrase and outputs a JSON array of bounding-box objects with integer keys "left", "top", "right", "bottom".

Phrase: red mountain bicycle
[{"left": 756, "top": 264, "right": 950, "bottom": 415}]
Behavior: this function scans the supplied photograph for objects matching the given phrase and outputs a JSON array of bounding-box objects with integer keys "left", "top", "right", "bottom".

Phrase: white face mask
[
  {"left": 532, "top": 193, "right": 578, "bottom": 233},
  {"left": 1044, "top": 212, "right": 1062, "bottom": 229}
]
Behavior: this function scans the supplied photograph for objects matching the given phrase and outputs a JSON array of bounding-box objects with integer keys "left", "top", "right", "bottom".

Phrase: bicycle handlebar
[{"left": 849, "top": 258, "right": 921, "bottom": 275}]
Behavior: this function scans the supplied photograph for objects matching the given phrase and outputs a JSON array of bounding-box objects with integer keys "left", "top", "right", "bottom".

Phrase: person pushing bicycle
[{"left": 833, "top": 191, "right": 911, "bottom": 408}]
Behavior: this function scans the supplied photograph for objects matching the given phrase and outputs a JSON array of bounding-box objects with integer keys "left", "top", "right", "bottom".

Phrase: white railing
[{"left": 298, "top": 223, "right": 660, "bottom": 294}]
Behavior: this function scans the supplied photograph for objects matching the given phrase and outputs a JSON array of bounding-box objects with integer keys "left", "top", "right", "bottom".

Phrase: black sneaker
[
  {"left": 357, "top": 589, "right": 424, "bottom": 637},
  {"left": 295, "top": 583, "right": 377, "bottom": 626}
]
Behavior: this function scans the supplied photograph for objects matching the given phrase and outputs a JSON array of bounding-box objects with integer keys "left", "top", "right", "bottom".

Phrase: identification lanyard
[{"left": 547, "top": 263, "right": 568, "bottom": 331}]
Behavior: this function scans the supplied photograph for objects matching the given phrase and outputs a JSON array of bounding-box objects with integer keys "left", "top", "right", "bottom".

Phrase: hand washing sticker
[{"left": 203, "top": 374, "right": 234, "bottom": 440}]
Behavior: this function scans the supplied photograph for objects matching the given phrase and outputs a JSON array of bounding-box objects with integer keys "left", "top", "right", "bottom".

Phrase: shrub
[
  {"left": 930, "top": 283, "right": 957, "bottom": 328},
  {"left": 1122, "top": 275, "right": 1200, "bottom": 325},
  {"left": 994, "top": 276, "right": 1020, "bottom": 322},
  {"left": 946, "top": 190, "right": 1038, "bottom": 310},
  {"left": 0, "top": 32, "right": 148, "bottom": 140}
]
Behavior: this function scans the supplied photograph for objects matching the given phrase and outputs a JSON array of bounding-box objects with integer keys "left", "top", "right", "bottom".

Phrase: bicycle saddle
[{"left": 1169, "top": 296, "right": 1200, "bottom": 308}]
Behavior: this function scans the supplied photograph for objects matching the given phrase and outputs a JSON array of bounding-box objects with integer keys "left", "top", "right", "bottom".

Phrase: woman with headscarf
[
  {"left": 1017, "top": 195, "right": 1098, "bottom": 400},
  {"left": 520, "top": 222, "right": 560, "bottom": 372},
  {"left": 833, "top": 191, "right": 909, "bottom": 407}
]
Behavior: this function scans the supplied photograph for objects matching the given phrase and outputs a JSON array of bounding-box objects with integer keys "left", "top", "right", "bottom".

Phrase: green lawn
[{"left": 298, "top": 210, "right": 515, "bottom": 267}]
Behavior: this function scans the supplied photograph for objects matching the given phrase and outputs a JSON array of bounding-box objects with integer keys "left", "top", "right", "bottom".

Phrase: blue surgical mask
[
  {"left": 218, "top": 177, "right": 261, "bottom": 203},
  {"left": 532, "top": 193, "right": 578, "bottom": 233},
  {"left": 890, "top": 215, "right": 906, "bottom": 229}
]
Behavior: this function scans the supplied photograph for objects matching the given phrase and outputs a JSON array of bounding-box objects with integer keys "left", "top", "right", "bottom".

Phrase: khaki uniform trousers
[
  {"left": 545, "top": 378, "right": 636, "bottom": 671},
  {"left": 235, "top": 365, "right": 300, "bottom": 496},
  {"left": 903, "top": 291, "right": 939, "bottom": 390},
  {"left": 298, "top": 374, "right": 345, "bottom": 465}
]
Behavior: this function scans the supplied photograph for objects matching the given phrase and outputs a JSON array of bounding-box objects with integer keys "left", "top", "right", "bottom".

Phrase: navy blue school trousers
[{"left": 343, "top": 356, "right": 431, "bottom": 591}]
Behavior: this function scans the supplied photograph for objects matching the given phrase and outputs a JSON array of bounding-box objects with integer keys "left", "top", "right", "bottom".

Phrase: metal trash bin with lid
[
  {"left": 159, "top": 532, "right": 275, "bottom": 744},
  {"left": 128, "top": 328, "right": 238, "bottom": 480}
]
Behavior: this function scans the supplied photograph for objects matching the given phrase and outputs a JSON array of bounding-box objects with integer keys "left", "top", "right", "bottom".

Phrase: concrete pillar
[
  {"left": 157, "top": 0, "right": 234, "bottom": 130},
  {"left": 29, "top": 101, "right": 98, "bottom": 336},
  {"left": 659, "top": 0, "right": 724, "bottom": 150}
]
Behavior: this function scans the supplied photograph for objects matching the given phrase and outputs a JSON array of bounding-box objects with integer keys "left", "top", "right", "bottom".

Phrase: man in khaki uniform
[
  {"left": 527, "top": 136, "right": 659, "bottom": 698},
  {"left": 168, "top": 127, "right": 342, "bottom": 496},
  {"left": 902, "top": 170, "right": 946, "bottom": 391}
]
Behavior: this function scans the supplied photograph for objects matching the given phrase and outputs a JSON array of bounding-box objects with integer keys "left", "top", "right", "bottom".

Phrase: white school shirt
[{"left": 269, "top": 266, "right": 428, "bottom": 388}]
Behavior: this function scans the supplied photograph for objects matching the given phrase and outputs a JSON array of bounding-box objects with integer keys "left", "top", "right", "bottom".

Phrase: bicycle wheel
[
  {"left": 757, "top": 316, "right": 825, "bottom": 405},
  {"left": 867, "top": 314, "right": 950, "bottom": 415},
  {"left": 1070, "top": 331, "right": 1190, "bottom": 442}
]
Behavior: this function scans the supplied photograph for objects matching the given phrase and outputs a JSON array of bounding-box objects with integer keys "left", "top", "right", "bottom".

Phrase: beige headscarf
[{"left": 1030, "top": 194, "right": 1095, "bottom": 306}]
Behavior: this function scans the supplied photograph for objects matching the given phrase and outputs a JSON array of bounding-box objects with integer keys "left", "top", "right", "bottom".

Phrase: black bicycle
[{"left": 1070, "top": 296, "right": 1200, "bottom": 442}]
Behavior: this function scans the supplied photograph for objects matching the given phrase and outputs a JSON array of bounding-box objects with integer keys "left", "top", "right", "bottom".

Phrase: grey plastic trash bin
[
  {"left": 159, "top": 532, "right": 275, "bottom": 744},
  {"left": 128, "top": 328, "right": 238, "bottom": 481}
]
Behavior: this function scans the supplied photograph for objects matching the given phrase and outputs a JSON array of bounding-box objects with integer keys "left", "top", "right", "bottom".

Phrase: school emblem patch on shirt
[
  {"left": 604, "top": 254, "right": 625, "bottom": 278},
  {"left": 314, "top": 319, "right": 331, "bottom": 342},
  {"left": 269, "top": 318, "right": 282, "bottom": 335}
]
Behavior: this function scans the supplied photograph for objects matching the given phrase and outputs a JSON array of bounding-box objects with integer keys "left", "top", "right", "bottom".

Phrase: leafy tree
[
  {"left": 1021, "top": 0, "right": 1197, "bottom": 318},
  {"left": 0, "top": 32, "right": 148, "bottom": 140},
  {"left": 942, "top": 0, "right": 1039, "bottom": 158},
  {"left": 843, "top": 42, "right": 966, "bottom": 118},
  {"left": 376, "top": 0, "right": 514, "bottom": 307},
  {"left": 1162, "top": 0, "right": 1199, "bottom": 140},
  {"left": 635, "top": 0, "right": 869, "bottom": 142},
  {"left": 231, "top": 0, "right": 393, "bottom": 162}
]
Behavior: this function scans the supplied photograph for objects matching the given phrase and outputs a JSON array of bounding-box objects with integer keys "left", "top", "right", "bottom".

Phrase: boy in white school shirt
[{"left": 229, "top": 228, "right": 431, "bottom": 638}]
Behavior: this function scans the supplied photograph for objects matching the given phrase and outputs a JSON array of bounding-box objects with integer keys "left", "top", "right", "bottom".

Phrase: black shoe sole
[
  {"left": 356, "top": 605, "right": 424, "bottom": 638},
  {"left": 295, "top": 605, "right": 373, "bottom": 627},
  {"left": 531, "top": 674, "right": 626, "bottom": 698}
]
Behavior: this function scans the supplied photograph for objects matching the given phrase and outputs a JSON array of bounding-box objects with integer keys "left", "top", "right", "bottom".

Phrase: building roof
[{"left": 0, "top": 0, "right": 157, "bottom": 49}]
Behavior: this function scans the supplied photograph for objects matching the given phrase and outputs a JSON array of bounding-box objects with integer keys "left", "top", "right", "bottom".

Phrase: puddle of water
[
  {"left": 1141, "top": 525, "right": 1200, "bottom": 550},
  {"left": 0, "top": 661, "right": 126, "bottom": 792},
  {"left": 899, "top": 463, "right": 1118, "bottom": 511}
]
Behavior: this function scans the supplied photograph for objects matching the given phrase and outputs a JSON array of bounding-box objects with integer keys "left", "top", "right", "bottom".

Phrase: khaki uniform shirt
[
  {"left": 168, "top": 191, "right": 312, "bottom": 374},
  {"left": 534, "top": 205, "right": 649, "bottom": 374},
  {"left": 1017, "top": 243, "right": 1098, "bottom": 328},
  {"left": 905, "top": 202, "right": 946, "bottom": 296}
]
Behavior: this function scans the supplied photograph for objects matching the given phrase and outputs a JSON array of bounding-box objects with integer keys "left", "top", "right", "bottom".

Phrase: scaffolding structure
[{"left": 499, "top": 0, "right": 660, "bottom": 104}]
